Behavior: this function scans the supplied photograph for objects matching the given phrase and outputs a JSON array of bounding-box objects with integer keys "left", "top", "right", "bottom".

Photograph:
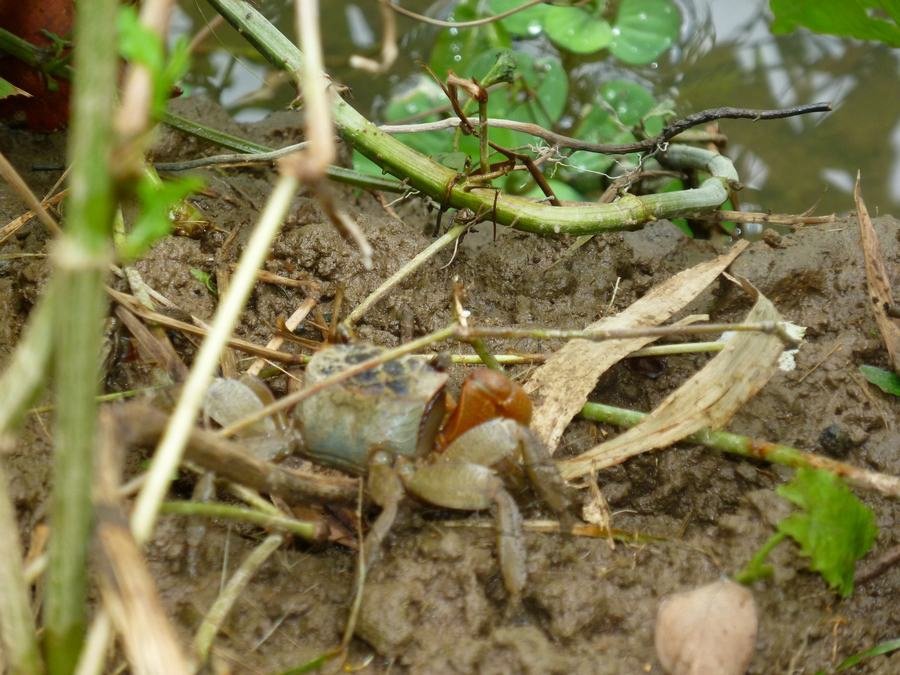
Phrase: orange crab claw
[{"left": 437, "top": 369, "right": 532, "bottom": 451}]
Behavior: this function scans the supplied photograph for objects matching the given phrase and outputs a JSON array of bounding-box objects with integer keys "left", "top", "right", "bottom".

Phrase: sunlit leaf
[
  {"left": 430, "top": 0, "right": 509, "bottom": 78},
  {"left": 543, "top": 4, "right": 612, "bottom": 54},
  {"left": 611, "top": 0, "right": 681, "bottom": 64},
  {"left": 120, "top": 176, "right": 204, "bottom": 260},
  {"left": 600, "top": 79, "right": 656, "bottom": 126},
  {"left": 836, "top": 638, "right": 900, "bottom": 672},
  {"left": 859, "top": 364, "right": 900, "bottom": 396},
  {"left": 383, "top": 77, "right": 454, "bottom": 157},
  {"left": 526, "top": 178, "right": 585, "bottom": 203},
  {"left": 0, "top": 77, "right": 31, "bottom": 100},
  {"left": 770, "top": 0, "right": 900, "bottom": 47},
  {"left": 487, "top": 0, "right": 549, "bottom": 37},
  {"left": 776, "top": 468, "right": 877, "bottom": 597}
]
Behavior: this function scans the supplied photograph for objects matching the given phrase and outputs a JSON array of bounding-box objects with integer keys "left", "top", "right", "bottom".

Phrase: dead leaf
[
  {"left": 655, "top": 579, "right": 758, "bottom": 675},
  {"left": 558, "top": 279, "right": 785, "bottom": 481},
  {"left": 525, "top": 240, "right": 748, "bottom": 454},
  {"left": 854, "top": 173, "right": 900, "bottom": 373}
]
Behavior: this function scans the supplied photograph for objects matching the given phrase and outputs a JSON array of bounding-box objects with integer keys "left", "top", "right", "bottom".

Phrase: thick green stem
[
  {"left": 43, "top": 0, "right": 118, "bottom": 670},
  {"left": 206, "top": 0, "right": 732, "bottom": 235}
]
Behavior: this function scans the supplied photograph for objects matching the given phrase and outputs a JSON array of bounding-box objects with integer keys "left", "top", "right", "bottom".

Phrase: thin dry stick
[
  {"left": 94, "top": 411, "right": 191, "bottom": 675},
  {"left": 380, "top": 103, "right": 831, "bottom": 155},
  {"left": 246, "top": 296, "right": 318, "bottom": 376},
  {"left": 193, "top": 534, "right": 284, "bottom": 661},
  {"left": 0, "top": 151, "right": 63, "bottom": 236},
  {"left": 220, "top": 320, "right": 791, "bottom": 437},
  {"left": 0, "top": 460, "right": 43, "bottom": 674},
  {"left": 0, "top": 191, "right": 67, "bottom": 246},
  {"left": 129, "top": 173, "right": 300, "bottom": 544},
  {"left": 349, "top": 0, "right": 397, "bottom": 73},
  {"left": 387, "top": 0, "right": 546, "bottom": 28},
  {"left": 115, "top": 0, "right": 176, "bottom": 167},
  {"left": 107, "top": 287, "right": 308, "bottom": 364},
  {"left": 343, "top": 222, "right": 468, "bottom": 328},
  {"left": 692, "top": 210, "right": 835, "bottom": 227}
]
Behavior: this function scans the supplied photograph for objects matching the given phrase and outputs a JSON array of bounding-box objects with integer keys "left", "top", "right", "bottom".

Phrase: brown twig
[
  {"left": 692, "top": 210, "right": 836, "bottom": 226},
  {"left": 111, "top": 403, "right": 357, "bottom": 505},
  {"left": 386, "top": 0, "right": 546, "bottom": 28},
  {"left": 382, "top": 103, "right": 832, "bottom": 155}
]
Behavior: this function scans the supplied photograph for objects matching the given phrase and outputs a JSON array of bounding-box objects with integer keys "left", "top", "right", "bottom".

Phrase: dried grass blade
[
  {"left": 525, "top": 241, "right": 749, "bottom": 454},
  {"left": 854, "top": 173, "right": 900, "bottom": 372},
  {"left": 95, "top": 410, "right": 191, "bottom": 675},
  {"left": 559, "top": 280, "right": 785, "bottom": 480}
]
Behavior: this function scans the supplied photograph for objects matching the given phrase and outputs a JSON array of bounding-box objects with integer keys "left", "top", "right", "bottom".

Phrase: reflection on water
[{"left": 176, "top": 0, "right": 899, "bottom": 215}]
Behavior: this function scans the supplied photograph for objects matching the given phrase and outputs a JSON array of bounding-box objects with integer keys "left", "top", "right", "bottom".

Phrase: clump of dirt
[{"left": 1, "top": 98, "right": 897, "bottom": 673}]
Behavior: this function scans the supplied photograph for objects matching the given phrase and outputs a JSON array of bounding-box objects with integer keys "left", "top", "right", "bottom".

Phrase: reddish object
[
  {"left": 0, "top": 0, "right": 73, "bottom": 130},
  {"left": 437, "top": 369, "right": 533, "bottom": 450}
]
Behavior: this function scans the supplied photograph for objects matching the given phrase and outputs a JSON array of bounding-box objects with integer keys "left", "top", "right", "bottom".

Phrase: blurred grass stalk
[{"left": 43, "top": 0, "right": 119, "bottom": 670}]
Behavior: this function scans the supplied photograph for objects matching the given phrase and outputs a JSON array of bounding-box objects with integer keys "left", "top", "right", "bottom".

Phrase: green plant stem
[
  {"left": 43, "top": 0, "right": 118, "bottom": 670},
  {"left": 161, "top": 111, "right": 406, "bottom": 192},
  {"left": 579, "top": 403, "right": 900, "bottom": 497},
  {"left": 0, "top": 461, "right": 43, "bottom": 674},
  {"left": 734, "top": 531, "right": 786, "bottom": 584},
  {"left": 160, "top": 500, "right": 322, "bottom": 540},
  {"left": 207, "top": 0, "right": 734, "bottom": 236}
]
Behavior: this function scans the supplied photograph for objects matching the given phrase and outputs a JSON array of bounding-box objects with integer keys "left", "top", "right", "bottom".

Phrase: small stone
[{"left": 655, "top": 579, "right": 758, "bottom": 675}]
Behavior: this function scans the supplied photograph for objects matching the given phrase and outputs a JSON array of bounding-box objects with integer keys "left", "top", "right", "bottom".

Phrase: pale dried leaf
[
  {"left": 854, "top": 173, "right": 900, "bottom": 372},
  {"left": 525, "top": 241, "right": 748, "bottom": 454},
  {"left": 655, "top": 579, "right": 757, "bottom": 675},
  {"left": 559, "top": 280, "right": 784, "bottom": 481}
]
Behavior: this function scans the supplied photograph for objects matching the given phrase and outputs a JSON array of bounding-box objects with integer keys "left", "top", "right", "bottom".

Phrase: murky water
[{"left": 175, "top": 0, "right": 900, "bottom": 215}]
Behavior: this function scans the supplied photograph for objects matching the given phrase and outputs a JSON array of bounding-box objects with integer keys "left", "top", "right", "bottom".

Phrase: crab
[{"left": 292, "top": 343, "right": 574, "bottom": 604}]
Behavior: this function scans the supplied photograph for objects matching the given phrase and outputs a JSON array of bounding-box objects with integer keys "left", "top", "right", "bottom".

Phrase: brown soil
[{"left": 1, "top": 98, "right": 897, "bottom": 674}]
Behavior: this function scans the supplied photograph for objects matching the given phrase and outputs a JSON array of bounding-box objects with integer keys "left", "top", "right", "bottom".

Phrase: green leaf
[
  {"left": 600, "top": 79, "right": 657, "bottom": 126},
  {"left": 776, "top": 469, "right": 877, "bottom": 597},
  {"left": 770, "top": 0, "right": 900, "bottom": 47},
  {"left": 382, "top": 77, "right": 452, "bottom": 156},
  {"left": 487, "top": 0, "right": 550, "bottom": 37},
  {"left": 430, "top": 0, "right": 509, "bottom": 78},
  {"left": 836, "top": 638, "right": 900, "bottom": 671},
  {"left": 117, "top": 5, "right": 190, "bottom": 119},
  {"left": 190, "top": 268, "right": 217, "bottom": 295},
  {"left": 611, "top": 0, "right": 681, "bottom": 64},
  {"left": 0, "top": 77, "right": 31, "bottom": 100},
  {"left": 525, "top": 178, "right": 586, "bottom": 203},
  {"left": 120, "top": 175, "right": 203, "bottom": 260},
  {"left": 543, "top": 5, "right": 612, "bottom": 54},
  {"left": 859, "top": 364, "right": 900, "bottom": 396},
  {"left": 351, "top": 151, "right": 383, "bottom": 177}
]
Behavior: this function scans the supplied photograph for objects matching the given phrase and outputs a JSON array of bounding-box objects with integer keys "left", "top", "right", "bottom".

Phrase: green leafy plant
[
  {"left": 737, "top": 468, "right": 877, "bottom": 597},
  {"left": 835, "top": 637, "right": 900, "bottom": 671},
  {"left": 118, "top": 6, "right": 190, "bottom": 119},
  {"left": 859, "top": 364, "right": 900, "bottom": 396},
  {"left": 357, "top": 0, "right": 683, "bottom": 204},
  {"left": 770, "top": 0, "right": 900, "bottom": 47},
  {"left": 488, "top": 0, "right": 680, "bottom": 62},
  {"left": 115, "top": 6, "right": 203, "bottom": 260},
  {"left": 0, "top": 76, "right": 29, "bottom": 100}
]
